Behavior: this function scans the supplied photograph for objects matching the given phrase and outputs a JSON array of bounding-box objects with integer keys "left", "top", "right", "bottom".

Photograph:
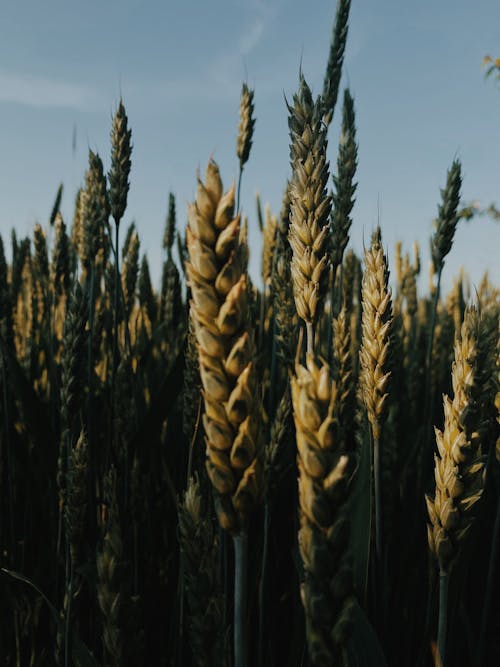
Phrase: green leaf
[{"left": 346, "top": 601, "right": 388, "bottom": 666}]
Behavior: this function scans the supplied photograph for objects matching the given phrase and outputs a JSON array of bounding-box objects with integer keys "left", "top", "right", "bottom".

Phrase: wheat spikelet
[
  {"left": 330, "top": 89, "right": 357, "bottom": 276},
  {"left": 163, "top": 192, "right": 176, "bottom": 253},
  {"left": 359, "top": 231, "right": 393, "bottom": 442},
  {"left": 121, "top": 230, "right": 139, "bottom": 322},
  {"left": 322, "top": 0, "right": 351, "bottom": 126},
  {"left": 52, "top": 216, "right": 71, "bottom": 299},
  {"left": 333, "top": 307, "right": 355, "bottom": 450},
  {"left": 186, "top": 159, "right": 262, "bottom": 533},
  {"left": 291, "top": 355, "right": 354, "bottom": 666},
  {"left": 138, "top": 254, "right": 157, "bottom": 325},
  {"left": 431, "top": 159, "right": 462, "bottom": 275},
  {"left": 49, "top": 183, "right": 64, "bottom": 227},
  {"left": 426, "top": 306, "right": 485, "bottom": 573},
  {"left": 288, "top": 75, "right": 331, "bottom": 333},
  {"left": 263, "top": 385, "right": 291, "bottom": 496},
  {"left": 262, "top": 203, "right": 278, "bottom": 286},
  {"left": 65, "top": 430, "right": 89, "bottom": 567},
  {"left": 178, "top": 475, "right": 223, "bottom": 667},
  {"left": 108, "top": 99, "right": 132, "bottom": 227},
  {"left": 81, "top": 151, "right": 110, "bottom": 280},
  {"left": 237, "top": 83, "right": 255, "bottom": 171},
  {"left": 97, "top": 467, "right": 123, "bottom": 665},
  {"left": 270, "top": 184, "right": 296, "bottom": 374}
]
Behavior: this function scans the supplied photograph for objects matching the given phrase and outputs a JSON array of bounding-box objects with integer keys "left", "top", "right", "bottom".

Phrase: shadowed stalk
[
  {"left": 258, "top": 503, "right": 270, "bottom": 666},
  {"left": 437, "top": 570, "right": 449, "bottom": 666},
  {"left": 233, "top": 529, "right": 248, "bottom": 667},
  {"left": 476, "top": 502, "right": 500, "bottom": 667},
  {"left": 373, "top": 433, "right": 382, "bottom": 563}
]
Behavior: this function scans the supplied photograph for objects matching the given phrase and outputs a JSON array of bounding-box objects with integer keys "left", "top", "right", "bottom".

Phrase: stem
[
  {"left": 112, "top": 223, "right": 120, "bottom": 381},
  {"left": 437, "top": 569, "right": 449, "bottom": 666},
  {"left": 306, "top": 321, "right": 314, "bottom": 358},
  {"left": 373, "top": 433, "right": 382, "bottom": 565},
  {"left": 258, "top": 504, "right": 270, "bottom": 666},
  {"left": 64, "top": 560, "right": 74, "bottom": 667},
  {"left": 237, "top": 167, "right": 243, "bottom": 213},
  {"left": 422, "top": 266, "right": 443, "bottom": 461},
  {"left": 233, "top": 529, "right": 248, "bottom": 667},
  {"left": 476, "top": 497, "right": 500, "bottom": 667},
  {"left": 1, "top": 352, "right": 15, "bottom": 563}
]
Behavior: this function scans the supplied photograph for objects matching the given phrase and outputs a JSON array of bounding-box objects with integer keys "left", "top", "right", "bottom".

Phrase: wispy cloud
[
  {"left": 239, "top": 18, "right": 265, "bottom": 56},
  {"left": 0, "top": 70, "right": 99, "bottom": 110},
  {"left": 128, "top": 4, "right": 276, "bottom": 109}
]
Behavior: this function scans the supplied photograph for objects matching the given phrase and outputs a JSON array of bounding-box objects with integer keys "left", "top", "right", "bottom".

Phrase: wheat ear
[
  {"left": 359, "top": 230, "right": 393, "bottom": 563},
  {"left": 426, "top": 306, "right": 485, "bottom": 665},
  {"left": 186, "top": 159, "right": 262, "bottom": 534},
  {"left": 291, "top": 355, "right": 354, "bottom": 666},
  {"left": 288, "top": 75, "right": 332, "bottom": 352}
]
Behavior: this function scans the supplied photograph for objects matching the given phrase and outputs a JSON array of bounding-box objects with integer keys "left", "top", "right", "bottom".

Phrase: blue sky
[{"left": 1, "top": 0, "right": 499, "bottom": 294}]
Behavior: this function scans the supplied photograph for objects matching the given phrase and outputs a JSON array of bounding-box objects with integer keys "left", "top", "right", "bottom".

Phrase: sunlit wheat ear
[
  {"left": 359, "top": 230, "right": 393, "bottom": 443},
  {"left": 426, "top": 306, "right": 485, "bottom": 573},
  {"left": 291, "top": 355, "right": 354, "bottom": 666},
  {"left": 288, "top": 75, "right": 331, "bottom": 338},
  {"left": 322, "top": 0, "right": 351, "bottom": 126},
  {"left": 186, "top": 159, "right": 262, "bottom": 533}
]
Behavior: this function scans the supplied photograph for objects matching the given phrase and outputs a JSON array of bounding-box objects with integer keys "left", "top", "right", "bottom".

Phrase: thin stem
[
  {"left": 476, "top": 498, "right": 500, "bottom": 667},
  {"left": 64, "top": 559, "right": 74, "bottom": 667},
  {"left": 306, "top": 321, "right": 314, "bottom": 358},
  {"left": 233, "top": 529, "right": 248, "bottom": 667},
  {"left": 422, "top": 266, "right": 443, "bottom": 459},
  {"left": 437, "top": 569, "right": 449, "bottom": 667},
  {"left": 258, "top": 504, "right": 270, "bottom": 666},
  {"left": 373, "top": 433, "right": 382, "bottom": 565},
  {"left": 237, "top": 167, "right": 243, "bottom": 213},
  {"left": 112, "top": 222, "right": 120, "bottom": 381}
]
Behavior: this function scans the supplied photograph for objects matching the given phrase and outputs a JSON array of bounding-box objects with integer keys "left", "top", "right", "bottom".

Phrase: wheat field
[{"left": 0, "top": 1, "right": 499, "bottom": 666}]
